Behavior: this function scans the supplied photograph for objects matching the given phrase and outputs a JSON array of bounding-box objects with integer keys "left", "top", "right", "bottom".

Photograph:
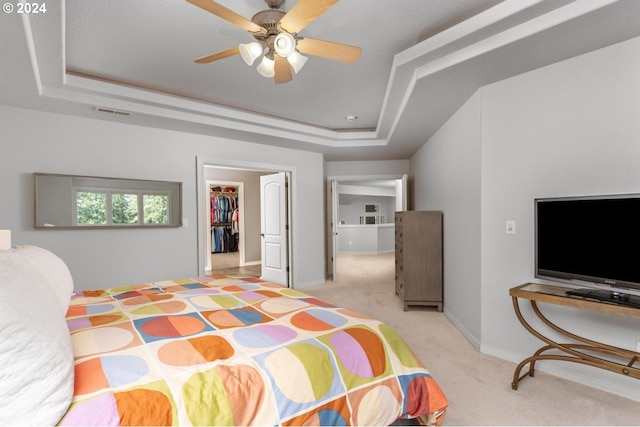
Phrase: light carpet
[{"left": 302, "top": 253, "right": 640, "bottom": 426}]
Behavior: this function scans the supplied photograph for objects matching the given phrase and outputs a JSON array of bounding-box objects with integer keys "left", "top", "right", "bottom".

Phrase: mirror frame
[{"left": 34, "top": 173, "right": 183, "bottom": 229}]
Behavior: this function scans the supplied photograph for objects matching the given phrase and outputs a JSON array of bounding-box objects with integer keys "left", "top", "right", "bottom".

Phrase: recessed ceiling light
[{"left": 345, "top": 115, "right": 358, "bottom": 122}]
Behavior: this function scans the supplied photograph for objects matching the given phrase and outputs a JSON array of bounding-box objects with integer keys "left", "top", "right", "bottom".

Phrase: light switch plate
[{"left": 506, "top": 220, "right": 516, "bottom": 234}]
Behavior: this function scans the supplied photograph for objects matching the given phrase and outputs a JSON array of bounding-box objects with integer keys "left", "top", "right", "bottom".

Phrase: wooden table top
[{"left": 510, "top": 283, "right": 640, "bottom": 320}]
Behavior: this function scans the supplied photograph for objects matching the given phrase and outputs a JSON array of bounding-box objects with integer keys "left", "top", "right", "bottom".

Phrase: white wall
[
  {"left": 411, "top": 36, "right": 640, "bottom": 400},
  {"left": 336, "top": 224, "right": 394, "bottom": 253},
  {"left": 410, "top": 91, "right": 483, "bottom": 347},
  {"left": 338, "top": 195, "right": 394, "bottom": 225},
  {"left": 325, "top": 159, "right": 409, "bottom": 177},
  {"left": 0, "top": 106, "right": 326, "bottom": 290}
]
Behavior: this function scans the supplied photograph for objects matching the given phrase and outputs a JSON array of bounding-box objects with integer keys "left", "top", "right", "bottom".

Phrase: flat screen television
[{"left": 535, "top": 193, "right": 640, "bottom": 301}]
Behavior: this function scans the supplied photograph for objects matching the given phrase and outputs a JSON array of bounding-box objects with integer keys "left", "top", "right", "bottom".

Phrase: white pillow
[
  {"left": 0, "top": 247, "right": 75, "bottom": 425},
  {"left": 13, "top": 245, "right": 74, "bottom": 311}
]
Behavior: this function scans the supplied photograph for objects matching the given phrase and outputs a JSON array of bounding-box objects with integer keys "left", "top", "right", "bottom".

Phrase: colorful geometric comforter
[{"left": 59, "top": 275, "right": 448, "bottom": 426}]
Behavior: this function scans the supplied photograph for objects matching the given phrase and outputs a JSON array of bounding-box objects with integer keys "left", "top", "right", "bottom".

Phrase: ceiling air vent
[{"left": 95, "top": 107, "right": 131, "bottom": 116}]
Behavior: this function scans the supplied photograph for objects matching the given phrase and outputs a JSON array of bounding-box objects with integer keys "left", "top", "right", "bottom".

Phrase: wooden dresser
[{"left": 395, "top": 211, "right": 443, "bottom": 311}]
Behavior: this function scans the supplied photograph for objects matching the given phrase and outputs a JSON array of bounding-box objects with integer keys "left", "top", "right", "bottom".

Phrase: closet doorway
[
  {"left": 196, "top": 157, "right": 293, "bottom": 287},
  {"left": 207, "top": 179, "right": 254, "bottom": 275},
  {"left": 204, "top": 169, "right": 265, "bottom": 276}
]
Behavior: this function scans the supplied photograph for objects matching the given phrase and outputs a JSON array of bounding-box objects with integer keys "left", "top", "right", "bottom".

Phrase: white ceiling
[{"left": 2, "top": 0, "right": 640, "bottom": 161}]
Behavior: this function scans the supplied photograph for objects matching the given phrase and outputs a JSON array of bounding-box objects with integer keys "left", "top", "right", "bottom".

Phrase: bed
[{"left": 0, "top": 246, "right": 447, "bottom": 426}]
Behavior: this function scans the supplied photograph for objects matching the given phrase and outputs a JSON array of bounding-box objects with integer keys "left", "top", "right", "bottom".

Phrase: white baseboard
[
  {"left": 443, "top": 307, "right": 481, "bottom": 350},
  {"left": 242, "top": 260, "right": 261, "bottom": 266}
]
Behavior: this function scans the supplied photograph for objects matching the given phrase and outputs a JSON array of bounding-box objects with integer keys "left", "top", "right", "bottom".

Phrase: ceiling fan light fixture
[
  {"left": 239, "top": 42, "right": 264, "bottom": 66},
  {"left": 257, "top": 55, "right": 275, "bottom": 77},
  {"left": 274, "top": 32, "right": 296, "bottom": 57},
  {"left": 287, "top": 51, "right": 308, "bottom": 74},
  {"left": 187, "top": 0, "right": 361, "bottom": 83}
]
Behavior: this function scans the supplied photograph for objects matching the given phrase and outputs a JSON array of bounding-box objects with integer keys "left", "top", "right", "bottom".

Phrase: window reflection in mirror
[{"left": 34, "top": 173, "right": 182, "bottom": 229}]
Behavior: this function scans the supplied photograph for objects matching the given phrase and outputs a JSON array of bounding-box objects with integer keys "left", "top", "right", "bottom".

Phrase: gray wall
[
  {"left": 410, "top": 36, "right": 640, "bottom": 400},
  {"left": 410, "top": 91, "right": 482, "bottom": 347},
  {"left": 0, "top": 106, "right": 326, "bottom": 289}
]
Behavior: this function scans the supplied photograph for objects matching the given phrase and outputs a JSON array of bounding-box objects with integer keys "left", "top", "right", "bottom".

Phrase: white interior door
[
  {"left": 331, "top": 178, "right": 338, "bottom": 280},
  {"left": 260, "top": 172, "right": 288, "bottom": 286},
  {"left": 400, "top": 174, "right": 408, "bottom": 211}
]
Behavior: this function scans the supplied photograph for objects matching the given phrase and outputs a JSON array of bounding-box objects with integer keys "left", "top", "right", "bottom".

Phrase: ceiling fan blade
[
  {"left": 274, "top": 54, "right": 293, "bottom": 84},
  {"left": 194, "top": 46, "right": 240, "bottom": 63},
  {"left": 278, "top": 0, "right": 338, "bottom": 34},
  {"left": 296, "top": 38, "right": 362, "bottom": 63},
  {"left": 186, "top": 0, "right": 266, "bottom": 34}
]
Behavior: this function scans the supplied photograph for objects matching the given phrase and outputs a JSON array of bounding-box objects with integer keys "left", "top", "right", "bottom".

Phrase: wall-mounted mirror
[{"left": 34, "top": 173, "right": 182, "bottom": 229}]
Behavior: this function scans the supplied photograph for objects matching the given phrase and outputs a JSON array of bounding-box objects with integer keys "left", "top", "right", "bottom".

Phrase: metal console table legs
[{"left": 509, "top": 283, "right": 640, "bottom": 390}]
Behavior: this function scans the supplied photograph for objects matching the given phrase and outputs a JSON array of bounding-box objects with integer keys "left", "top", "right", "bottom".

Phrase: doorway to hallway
[{"left": 326, "top": 174, "right": 407, "bottom": 281}]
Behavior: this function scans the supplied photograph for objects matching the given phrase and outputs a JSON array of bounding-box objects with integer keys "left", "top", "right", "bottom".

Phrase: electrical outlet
[{"left": 506, "top": 220, "right": 516, "bottom": 234}]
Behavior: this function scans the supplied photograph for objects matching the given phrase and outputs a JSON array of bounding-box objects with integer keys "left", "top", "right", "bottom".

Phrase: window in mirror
[
  {"left": 74, "top": 188, "right": 170, "bottom": 226},
  {"left": 76, "top": 191, "right": 107, "bottom": 225},
  {"left": 112, "top": 192, "right": 139, "bottom": 225},
  {"left": 143, "top": 193, "right": 169, "bottom": 224},
  {"left": 35, "top": 173, "right": 181, "bottom": 229}
]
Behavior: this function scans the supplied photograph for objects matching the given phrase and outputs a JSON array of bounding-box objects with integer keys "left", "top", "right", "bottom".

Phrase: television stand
[{"left": 509, "top": 283, "right": 640, "bottom": 390}]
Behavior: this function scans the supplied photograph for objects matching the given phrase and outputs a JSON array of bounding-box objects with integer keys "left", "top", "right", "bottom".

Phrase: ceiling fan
[{"left": 187, "top": 0, "right": 362, "bottom": 84}]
